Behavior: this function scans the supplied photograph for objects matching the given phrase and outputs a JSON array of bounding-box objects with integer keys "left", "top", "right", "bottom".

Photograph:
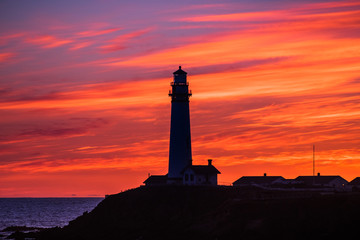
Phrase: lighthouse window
[{"left": 185, "top": 174, "right": 189, "bottom": 181}]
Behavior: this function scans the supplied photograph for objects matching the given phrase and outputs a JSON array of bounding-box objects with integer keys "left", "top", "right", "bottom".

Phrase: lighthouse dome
[{"left": 173, "top": 66, "right": 187, "bottom": 75}]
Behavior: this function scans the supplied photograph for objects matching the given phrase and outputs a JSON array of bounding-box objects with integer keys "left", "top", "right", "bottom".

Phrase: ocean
[{"left": 0, "top": 198, "right": 103, "bottom": 231}]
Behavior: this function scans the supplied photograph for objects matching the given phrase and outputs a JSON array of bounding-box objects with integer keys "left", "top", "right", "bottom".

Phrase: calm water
[{"left": 0, "top": 198, "right": 103, "bottom": 231}]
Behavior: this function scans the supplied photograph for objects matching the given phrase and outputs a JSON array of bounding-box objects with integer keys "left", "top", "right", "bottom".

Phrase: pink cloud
[
  {"left": 0, "top": 33, "right": 25, "bottom": 45},
  {"left": 177, "top": 10, "right": 286, "bottom": 22},
  {"left": 99, "top": 28, "right": 153, "bottom": 52},
  {"left": 26, "top": 35, "right": 72, "bottom": 48},
  {"left": 76, "top": 27, "right": 122, "bottom": 37},
  {"left": 0, "top": 52, "right": 15, "bottom": 62},
  {"left": 69, "top": 41, "right": 93, "bottom": 50}
]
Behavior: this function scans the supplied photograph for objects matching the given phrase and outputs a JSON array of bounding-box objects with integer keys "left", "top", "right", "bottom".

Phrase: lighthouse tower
[
  {"left": 168, "top": 66, "right": 192, "bottom": 183},
  {"left": 142, "top": 67, "right": 220, "bottom": 187}
]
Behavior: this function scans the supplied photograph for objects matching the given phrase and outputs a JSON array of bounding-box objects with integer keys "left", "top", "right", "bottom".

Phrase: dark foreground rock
[
  {"left": 1, "top": 226, "right": 43, "bottom": 240},
  {"left": 20, "top": 186, "right": 360, "bottom": 240},
  {"left": 1, "top": 226, "right": 43, "bottom": 232}
]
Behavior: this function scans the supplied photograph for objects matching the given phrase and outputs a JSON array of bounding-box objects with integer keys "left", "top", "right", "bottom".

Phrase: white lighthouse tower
[
  {"left": 142, "top": 67, "right": 220, "bottom": 186},
  {"left": 168, "top": 66, "right": 192, "bottom": 183}
]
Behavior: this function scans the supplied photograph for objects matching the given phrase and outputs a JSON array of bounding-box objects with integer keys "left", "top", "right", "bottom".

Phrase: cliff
[{"left": 20, "top": 186, "right": 360, "bottom": 239}]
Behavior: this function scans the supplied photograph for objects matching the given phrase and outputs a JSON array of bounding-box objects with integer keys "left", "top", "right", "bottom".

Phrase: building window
[
  {"left": 185, "top": 174, "right": 189, "bottom": 181},
  {"left": 190, "top": 174, "right": 194, "bottom": 181}
]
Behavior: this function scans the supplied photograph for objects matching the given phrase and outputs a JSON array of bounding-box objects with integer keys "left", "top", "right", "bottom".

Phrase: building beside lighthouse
[
  {"left": 182, "top": 159, "right": 220, "bottom": 186},
  {"left": 144, "top": 66, "right": 220, "bottom": 186}
]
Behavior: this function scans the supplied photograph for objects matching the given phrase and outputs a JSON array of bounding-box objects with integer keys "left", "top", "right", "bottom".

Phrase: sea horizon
[
  {"left": 0, "top": 197, "right": 104, "bottom": 232},
  {"left": 0, "top": 197, "right": 104, "bottom": 199}
]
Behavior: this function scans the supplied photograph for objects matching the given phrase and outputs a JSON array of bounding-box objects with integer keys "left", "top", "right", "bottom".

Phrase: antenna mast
[{"left": 313, "top": 144, "right": 315, "bottom": 176}]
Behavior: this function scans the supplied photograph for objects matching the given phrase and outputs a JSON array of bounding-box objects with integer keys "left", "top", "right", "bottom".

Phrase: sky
[{"left": 0, "top": 0, "right": 360, "bottom": 197}]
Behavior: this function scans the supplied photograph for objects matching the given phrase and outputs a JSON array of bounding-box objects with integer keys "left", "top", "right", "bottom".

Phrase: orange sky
[{"left": 0, "top": 0, "right": 360, "bottom": 197}]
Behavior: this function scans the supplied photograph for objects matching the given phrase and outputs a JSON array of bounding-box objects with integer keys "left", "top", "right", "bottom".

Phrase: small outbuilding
[
  {"left": 182, "top": 159, "right": 221, "bottom": 186},
  {"left": 294, "top": 173, "right": 348, "bottom": 191},
  {"left": 143, "top": 174, "right": 168, "bottom": 186},
  {"left": 349, "top": 177, "right": 360, "bottom": 191},
  {"left": 349, "top": 177, "right": 360, "bottom": 185},
  {"left": 233, "top": 174, "right": 285, "bottom": 187}
]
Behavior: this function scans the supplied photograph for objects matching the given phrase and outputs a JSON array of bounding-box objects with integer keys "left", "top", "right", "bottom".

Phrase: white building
[{"left": 182, "top": 160, "right": 220, "bottom": 186}]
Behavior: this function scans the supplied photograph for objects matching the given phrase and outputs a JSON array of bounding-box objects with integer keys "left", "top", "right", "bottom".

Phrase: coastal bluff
[{"left": 20, "top": 186, "right": 360, "bottom": 239}]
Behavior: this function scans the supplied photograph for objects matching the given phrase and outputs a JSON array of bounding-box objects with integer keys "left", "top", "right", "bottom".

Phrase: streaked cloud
[
  {"left": 99, "top": 28, "right": 153, "bottom": 52},
  {"left": 26, "top": 35, "right": 73, "bottom": 48},
  {"left": 0, "top": 52, "right": 14, "bottom": 62},
  {"left": 76, "top": 27, "right": 122, "bottom": 37},
  {"left": 0, "top": 0, "right": 359, "bottom": 197}
]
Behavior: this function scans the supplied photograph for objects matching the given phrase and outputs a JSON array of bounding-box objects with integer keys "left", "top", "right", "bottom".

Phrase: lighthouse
[
  {"left": 168, "top": 66, "right": 192, "bottom": 183},
  {"left": 142, "top": 67, "right": 220, "bottom": 186}
]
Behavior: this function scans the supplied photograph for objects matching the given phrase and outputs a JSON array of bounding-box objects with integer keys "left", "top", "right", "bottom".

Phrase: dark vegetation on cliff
[{"left": 16, "top": 186, "right": 360, "bottom": 240}]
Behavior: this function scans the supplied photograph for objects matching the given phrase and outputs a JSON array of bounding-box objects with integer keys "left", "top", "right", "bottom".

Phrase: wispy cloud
[
  {"left": 0, "top": 52, "right": 15, "bottom": 62},
  {"left": 99, "top": 28, "right": 153, "bottom": 52},
  {"left": 76, "top": 27, "right": 122, "bottom": 38},
  {"left": 1, "top": 0, "right": 360, "bottom": 196},
  {"left": 69, "top": 41, "right": 93, "bottom": 50},
  {"left": 26, "top": 35, "right": 72, "bottom": 48}
]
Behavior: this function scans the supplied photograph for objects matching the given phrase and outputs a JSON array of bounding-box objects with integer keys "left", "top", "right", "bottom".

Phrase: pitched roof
[
  {"left": 233, "top": 176, "right": 284, "bottom": 185},
  {"left": 294, "top": 175, "right": 347, "bottom": 185},
  {"left": 143, "top": 174, "right": 168, "bottom": 184},
  {"left": 173, "top": 66, "right": 187, "bottom": 75},
  {"left": 350, "top": 177, "right": 360, "bottom": 185},
  {"left": 183, "top": 165, "right": 220, "bottom": 175}
]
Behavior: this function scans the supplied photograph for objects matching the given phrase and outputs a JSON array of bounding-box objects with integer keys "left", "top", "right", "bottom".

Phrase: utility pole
[
  {"left": 312, "top": 144, "right": 315, "bottom": 185},
  {"left": 313, "top": 144, "right": 315, "bottom": 177}
]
